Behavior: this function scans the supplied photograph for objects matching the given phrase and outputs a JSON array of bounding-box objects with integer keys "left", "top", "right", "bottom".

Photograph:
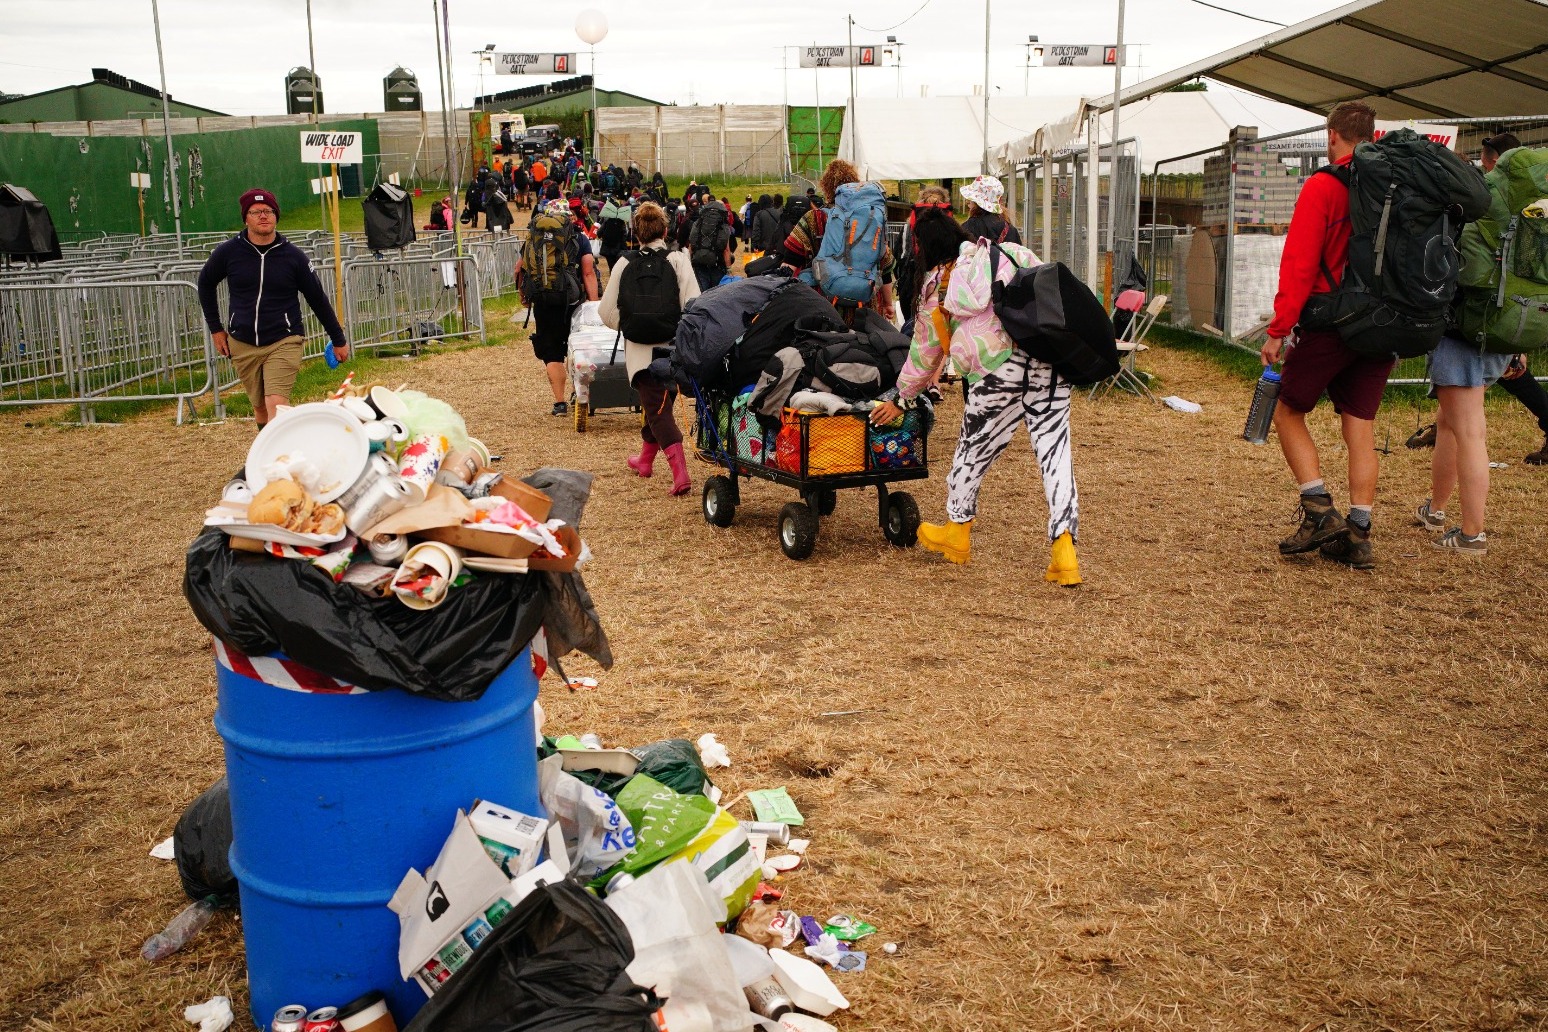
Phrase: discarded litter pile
[
  {"left": 153, "top": 732, "right": 882, "bottom": 1032},
  {"left": 391, "top": 734, "right": 877, "bottom": 1032},
  {"left": 203, "top": 377, "right": 581, "bottom": 605}
]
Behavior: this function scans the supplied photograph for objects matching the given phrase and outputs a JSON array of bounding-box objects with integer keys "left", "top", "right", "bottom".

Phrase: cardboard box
[{"left": 469, "top": 800, "right": 547, "bottom": 878}]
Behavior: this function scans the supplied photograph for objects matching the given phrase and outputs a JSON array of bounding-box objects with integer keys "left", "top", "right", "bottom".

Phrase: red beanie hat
[{"left": 239, "top": 188, "right": 280, "bottom": 219}]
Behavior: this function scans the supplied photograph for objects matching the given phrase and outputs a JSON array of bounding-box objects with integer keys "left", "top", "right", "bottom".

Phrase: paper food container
[
  {"left": 524, "top": 525, "right": 582, "bottom": 573},
  {"left": 418, "top": 523, "right": 541, "bottom": 560},
  {"left": 769, "top": 949, "right": 849, "bottom": 1017},
  {"left": 483, "top": 473, "right": 553, "bottom": 522}
]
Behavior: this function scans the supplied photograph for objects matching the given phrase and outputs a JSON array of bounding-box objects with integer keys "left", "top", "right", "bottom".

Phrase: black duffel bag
[{"left": 988, "top": 247, "right": 1119, "bottom": 386}]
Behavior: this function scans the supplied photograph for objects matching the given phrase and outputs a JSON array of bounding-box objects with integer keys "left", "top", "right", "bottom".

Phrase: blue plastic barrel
[{"left": 215, "top": 648, "right": 542, "bottom": 1029}]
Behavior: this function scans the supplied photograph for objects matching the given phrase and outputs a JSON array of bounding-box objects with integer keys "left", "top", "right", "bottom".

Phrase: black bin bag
[
  {"left": 174, "top": 777, "right": 236, "bottom": 904},
  {"left": 183, "top": 528, "right": 547, "bottom": 703},
  {"left": 403, "top": 879, "right": 662, "bottom": 1032}
]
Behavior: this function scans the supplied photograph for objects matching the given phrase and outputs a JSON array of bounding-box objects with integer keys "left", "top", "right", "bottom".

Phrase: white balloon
[{"left": 575, "top": 9, "right": 609, "bottom": 45}]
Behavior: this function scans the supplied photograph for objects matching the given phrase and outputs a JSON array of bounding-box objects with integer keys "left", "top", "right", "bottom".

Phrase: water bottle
[
  {"left": 141, "top": 895, "right": 220, "bottom": 961},
  {"left": 1242, "top": 368, "right": 1281, "bottom": 445}
]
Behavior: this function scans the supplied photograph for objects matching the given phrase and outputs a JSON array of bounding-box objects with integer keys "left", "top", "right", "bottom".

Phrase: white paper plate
[
  {"left": 463, "top": 556, "right": 530, "bottom": 574},
  {"left": 210, "top": 521, "right": 348, "bottom": 547},
  {"left": 245, "top": 403, "right": 370, "bottom": 503}
]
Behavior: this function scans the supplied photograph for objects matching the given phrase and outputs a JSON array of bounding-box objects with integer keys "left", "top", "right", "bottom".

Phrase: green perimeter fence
[
  {"left": 0, "top": 119, "right": 381, "bottom": 241},
  {"left": 787, "top": 107, "right": 844, "bottom": 181}
]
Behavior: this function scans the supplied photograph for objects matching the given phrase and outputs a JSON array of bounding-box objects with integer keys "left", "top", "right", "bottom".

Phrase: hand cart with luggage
[
  {"left": 567, "top": 301, "right": 640, "bottom": 433},
  {"left": 690, "top": 382, "right": 929, "bottom": 560}
]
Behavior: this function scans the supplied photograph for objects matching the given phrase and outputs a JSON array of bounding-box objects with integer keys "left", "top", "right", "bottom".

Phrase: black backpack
[
  {"left": 599, "top": 214, "right": 628, "bottom": 249},
  {"left": 617, "top": 248, "right": 681, "bottom": 345},
  {"left": 987, "top": 248, "right": 1119, "bottom": 386},
  {"left": 690, "top": 202, "right": 731, "bottom": 268},
  {"left": 777, "top": 196, "right": 812, "bottom": 252},
  {"left": 1299, "top": 128, "right": 1491, "bottom": 359}
]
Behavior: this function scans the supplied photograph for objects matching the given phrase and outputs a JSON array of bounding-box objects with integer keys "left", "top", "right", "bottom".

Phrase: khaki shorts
[{"left": 228, "top": 335, "right": 305, "bottom": 410}]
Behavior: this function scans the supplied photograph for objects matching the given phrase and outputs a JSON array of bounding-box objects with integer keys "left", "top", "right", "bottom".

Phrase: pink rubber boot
[
  {"left": 626, "top": 442, "right": 659, "bottom": 478},
  {"left": 663, "top": 443, "right": 692, "bottom": 496}
]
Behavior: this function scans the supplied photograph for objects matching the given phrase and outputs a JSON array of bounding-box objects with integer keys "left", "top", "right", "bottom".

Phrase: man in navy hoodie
[{"left": 198, "top": 188, "right": 349, "bottom": 430}]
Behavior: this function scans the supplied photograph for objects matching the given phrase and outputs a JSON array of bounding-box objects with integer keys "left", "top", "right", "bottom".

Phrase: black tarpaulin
[
  {"left": 362, "top": 181, "right": 416, "bottom": 251},
  {"left": 0, "top": 184, "right": 62, "bottom": 262}
]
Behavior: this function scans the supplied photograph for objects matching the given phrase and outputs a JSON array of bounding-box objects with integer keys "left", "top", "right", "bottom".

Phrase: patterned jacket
[{"left": 895, "top": 239, "right": 1042, "bottom": 399}]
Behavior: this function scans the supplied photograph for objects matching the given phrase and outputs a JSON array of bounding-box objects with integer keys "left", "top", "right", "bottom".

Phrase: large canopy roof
[
  {"left": 1089, "top": 0, "right": 1548, "bottom": 120},
  {"left": 991, "top": 87, "right": 1320, "bottom": 175}
]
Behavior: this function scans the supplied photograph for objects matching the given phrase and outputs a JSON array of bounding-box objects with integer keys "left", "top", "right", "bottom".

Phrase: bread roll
[{"left": 249, "top": 480, "right": 313, "bottom": 530}]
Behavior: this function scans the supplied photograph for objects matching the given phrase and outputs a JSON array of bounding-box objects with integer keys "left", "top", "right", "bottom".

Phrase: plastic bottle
[
  {"left": 141, "top": 895, "right": 221, "bottom": 962},
  {"left": 1242, "top": 367, "right": 1282, "bottom": 445}
]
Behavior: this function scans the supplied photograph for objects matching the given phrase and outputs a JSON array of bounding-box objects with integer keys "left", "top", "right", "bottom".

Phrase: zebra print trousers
[{"left": 944, "top": 349, "right": 1079, "bottom": 540}]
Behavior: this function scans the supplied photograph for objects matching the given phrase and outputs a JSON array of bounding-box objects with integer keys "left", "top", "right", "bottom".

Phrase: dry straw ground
[{"left": 1, "top": 321, "right": 1545, "bottom": 1031}]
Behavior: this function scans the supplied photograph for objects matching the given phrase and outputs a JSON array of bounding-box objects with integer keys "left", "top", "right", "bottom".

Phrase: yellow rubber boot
[
  {"left": 1044, "top": 531, "right": 1082, "bottom": 586},
  {"left": 917, "top": 519, "right": 972, "bottom": 564}
]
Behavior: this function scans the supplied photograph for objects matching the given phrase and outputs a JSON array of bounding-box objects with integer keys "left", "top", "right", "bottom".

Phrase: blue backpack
[{"left": 804, "top": 181, "right": 887, "bottom": 304}]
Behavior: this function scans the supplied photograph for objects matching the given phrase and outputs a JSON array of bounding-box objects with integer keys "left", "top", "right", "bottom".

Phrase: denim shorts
[{"left": 1429, "top": 336, "right": 1513, "bottom": 388}]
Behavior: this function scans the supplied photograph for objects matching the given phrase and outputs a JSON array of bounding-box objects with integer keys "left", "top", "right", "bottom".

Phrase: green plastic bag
[
  {"left": 597, "top": 775, "right": 717, "bottom": 885},
  {"left": 540, "top": 738, "right": 712, "bottom": 799}
]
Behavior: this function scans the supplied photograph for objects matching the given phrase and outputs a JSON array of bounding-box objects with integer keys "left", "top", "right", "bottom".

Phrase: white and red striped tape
[{"left": 213, "top": 639, "right": 369, "bottom": 695}]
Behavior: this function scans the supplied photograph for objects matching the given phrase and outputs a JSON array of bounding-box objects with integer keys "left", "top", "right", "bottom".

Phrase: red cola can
[
  {"left": 303, "top": 1007, "right": 340, "bottom": 1032},
  {"left": 271, "top": 1005, "right": 308, "bottom": 1032}
]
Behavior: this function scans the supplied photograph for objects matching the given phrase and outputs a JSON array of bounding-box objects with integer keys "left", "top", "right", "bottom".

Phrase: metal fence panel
[
  {"left": 344, "top": 255, "right": 484, "bottom": 350},
  {"left": 0, "top": 280, "right": 213, "bottom": 422}
]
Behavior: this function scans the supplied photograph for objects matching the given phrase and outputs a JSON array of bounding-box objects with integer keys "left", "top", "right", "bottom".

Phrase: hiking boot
[
  {"left": 918, "top": 519, "right": 972, "bottom": 564},
  {"left": 1279, "top": 493, "right": 1347, "bottom": 555},
  {"left": 1044, "top": 531, "right": 1082, "bottom": 586},
  {"left": 551, "top": 401, "right": 568, "bottom": 417},
  {"left": 1433, "top": 528, "right": 1488, "bottom": 554},
  {"left": 1526, "top": 435, "right": 1548, "bottom": 465},
  {"left": 1414, "top": 498, "right": 1447, "bottom": 532},
  {"left": 1319, "top": 521, "right": 1375, "bottom": 570},
  {"left": 1405, "top": 423, "right": 1437, "bottom": 449}
]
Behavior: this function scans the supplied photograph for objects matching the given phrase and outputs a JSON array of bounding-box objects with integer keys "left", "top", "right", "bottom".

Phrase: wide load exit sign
[{"left": 300, "top": 131, "right": 363, "bottom": 164}]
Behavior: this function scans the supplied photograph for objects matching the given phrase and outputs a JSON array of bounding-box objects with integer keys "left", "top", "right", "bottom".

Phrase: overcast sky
[{"left": 3, "top": 0, "right": 1348, "bottom": 116}]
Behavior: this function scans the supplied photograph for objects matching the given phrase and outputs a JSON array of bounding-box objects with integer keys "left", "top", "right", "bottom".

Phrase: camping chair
[{"left": 1091, "top": 293, "right": 1167, "bottom": 402}]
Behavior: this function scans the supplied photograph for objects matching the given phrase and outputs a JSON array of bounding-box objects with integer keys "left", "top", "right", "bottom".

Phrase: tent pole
[
  {"left": 1108, "top": 0, "right": 1126, "bottom": 252},
  {"left": 149, "top": 0, "right": 183, "bottom": 254},
  {"left": 1086, "top": 110, "right": 1099, "bottom": 289},
  {"left": 981, "top": 0, "right": 991, "bottom": 175}
]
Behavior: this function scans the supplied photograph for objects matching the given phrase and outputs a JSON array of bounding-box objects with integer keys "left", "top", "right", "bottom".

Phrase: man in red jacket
[{"left": 1259, "top": 100, "right": 1389, "bottom": 570}]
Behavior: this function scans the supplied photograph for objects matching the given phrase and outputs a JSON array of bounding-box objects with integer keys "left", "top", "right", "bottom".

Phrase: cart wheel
[
  {"left": 571, "top": 392, "right": 588, "bottom": 433},
  {"left": 778, "top": 502, "right": 819, "bottom": 560},
  {"left": 702, "top": 476, "right": 736, "bottom": 527},
  {"left": 816, "top": 488, "right": 838, "bottom": 517},
  {"left": 883, "top": 491, "right": 920, "bottom": 547}
]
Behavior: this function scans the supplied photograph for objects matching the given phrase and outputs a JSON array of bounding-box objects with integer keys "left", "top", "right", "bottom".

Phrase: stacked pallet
[{"left": 1201, "top": 147, "right": 1305, "bottom": 228}]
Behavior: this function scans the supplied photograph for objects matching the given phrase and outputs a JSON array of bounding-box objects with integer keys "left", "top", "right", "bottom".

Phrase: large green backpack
[
  {"left": 1458, "top": 146, "right": 1548, "bottom": 353},
  {"left": 520, "top": 209, "right": 577, "bottom": 306}
]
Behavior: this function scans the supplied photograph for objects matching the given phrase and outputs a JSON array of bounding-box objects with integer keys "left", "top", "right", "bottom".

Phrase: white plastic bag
[
  {"left": 606, "top": 860, "right": 756, "bottom": 1032},
  {"left": 537, "top": 754, "right": 635, "bottom": 879}
]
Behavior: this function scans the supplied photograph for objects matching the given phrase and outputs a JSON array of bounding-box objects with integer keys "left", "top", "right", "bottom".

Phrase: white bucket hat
[{"left": 961, "top": 175, "right": 1005, "bottom": 214}]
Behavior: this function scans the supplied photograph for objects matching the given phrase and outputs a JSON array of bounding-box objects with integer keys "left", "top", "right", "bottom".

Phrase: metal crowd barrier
[
  {"left": 2, "top": 238, "right": 495, "bottom": 422},
  {"left": 343, "top": 254, "right": 484, "bottom": 351},
  {"left": 0, "top": 280, "right": 214, "bottom": 423}
]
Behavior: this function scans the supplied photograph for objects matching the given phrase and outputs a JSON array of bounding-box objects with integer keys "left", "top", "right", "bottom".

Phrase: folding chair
[{"left": 1092, "top": 293, "right": 1167, "bottom": 402}]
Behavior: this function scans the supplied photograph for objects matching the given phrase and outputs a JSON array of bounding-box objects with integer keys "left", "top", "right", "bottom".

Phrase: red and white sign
[
  {"left": 1374, "top": 121, "right": 1457, "bottom": 149},
  {"left": 299, "top": 131, "right": 362, "bottom": 165}
]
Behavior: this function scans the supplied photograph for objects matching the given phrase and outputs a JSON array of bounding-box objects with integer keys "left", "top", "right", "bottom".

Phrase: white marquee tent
[{"left": 836, "top": 96, "right": 1082, "bottom": 182}]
